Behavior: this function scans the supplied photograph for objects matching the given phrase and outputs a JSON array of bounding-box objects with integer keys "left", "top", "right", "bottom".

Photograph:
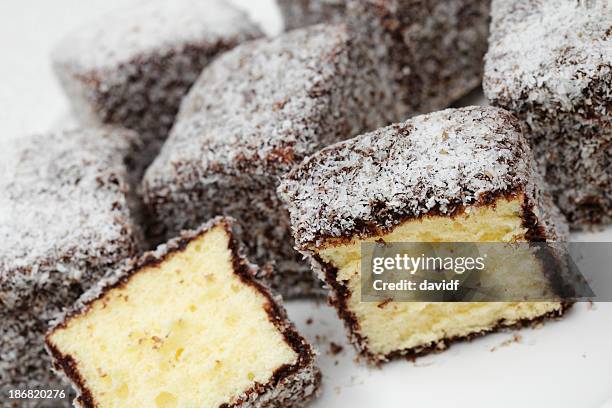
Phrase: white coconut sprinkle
[
  {"left": 142, "top": 23, "right": 391, "bottom": 297},
  {"left": 146, "top": 23, "right": 389, "bottom": 183}
]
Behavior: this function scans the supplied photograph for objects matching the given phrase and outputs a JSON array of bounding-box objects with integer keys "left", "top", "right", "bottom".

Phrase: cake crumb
[
  {"left": 305, "top": 317, "right": 313, "bottom": 325},
  {"left": 375, "top": 238, "right": 387, "bottom": 246},
  {"left": 377, "top": 298, "right": 392, "bottom": 309},
  {"left": 329, "top": 342, "right": 344, "bottom": 356},
  {"left": 151, "top": 336, "right": 163, "bottom": 349},
  {"left": 490, "top": 333, "right": 522, "bottom": 352}
]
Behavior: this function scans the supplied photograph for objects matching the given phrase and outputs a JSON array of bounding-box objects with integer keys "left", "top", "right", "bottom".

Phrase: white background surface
[{"left": 1, "top": 1, "right": 610, "bottom": 407}]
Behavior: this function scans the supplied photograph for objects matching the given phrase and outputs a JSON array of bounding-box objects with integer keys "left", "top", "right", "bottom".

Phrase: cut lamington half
[
  {"left": 0, "top": 128, "right": 141, "bottom": 406},
  {"left": 142, "top": 24, "right": 392, "bottom": 298},
  {"left": 53, "top": 0, "right": 262, "bottom": 171},
  {"left": 279, "top": 106, "right": 571, "bottom": 363},
  {"left": 46, "top": 218, "right": 319, "bottom": 408},
  {"left": 484, "top": 0, "right": 612, "bottom": 227}
]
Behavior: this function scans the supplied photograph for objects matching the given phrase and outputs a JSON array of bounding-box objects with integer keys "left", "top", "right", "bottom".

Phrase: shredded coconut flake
[{"left": 147, "top": 24, "right": 367, "bottom": 182}]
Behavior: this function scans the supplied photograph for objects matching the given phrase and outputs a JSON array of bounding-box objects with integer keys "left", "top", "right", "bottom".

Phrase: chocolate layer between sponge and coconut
[
  {"left": 280, "top": 106, "right": 568, "bottom": 247},
  {"left": 144, "top": 0, "right": 495, "bottom": 299}
]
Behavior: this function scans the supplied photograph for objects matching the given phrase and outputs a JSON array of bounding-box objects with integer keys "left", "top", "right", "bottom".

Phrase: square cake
[
  {"left": 46, "top": 218, "right": 319, "bottom": 408},
  {"left": 277, "top": 0, "right": 491, "bottom": 120},
  {"left": 0, "top": 129, "right": 141, "bottom": 406},
  {"left": 347, "top": 0, "right": 491, "bottom": 119},
  {"left": 53, "top": 0, "right": 262, "bottom": 171},
  {"left": 279, "top": 106, "right": 571, "bottom": 363},
  {"left": 484, "top": 0, "right": 611, "bottom": 227},
  {"left": 142, "top": 24, "right": 392, "bottom": 297}
]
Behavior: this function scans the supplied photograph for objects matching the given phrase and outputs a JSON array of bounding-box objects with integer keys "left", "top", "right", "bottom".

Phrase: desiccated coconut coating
[
  {"left": 278, "top": 106, "right": 567, "bottom": 248},
  {"left": 53, "top": 0, "right": 263, "bottom": 173},
  {"left": 0, "top": 129, "right": 141, "bottom": 407},
  {"left": 143, "top": 24, "right": 393, "bottom": 297},
  {"left": 277, "top": 0, "right": 347, "bottom": 30},
  {"left": 484, "top": 0, "right": 612, "bottom": 228},
  {"left": 347, "top": 0, "right": 491, "bottom": 120}
]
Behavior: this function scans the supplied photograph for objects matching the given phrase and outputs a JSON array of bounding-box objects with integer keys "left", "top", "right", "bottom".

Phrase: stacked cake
[{"left": 143, "top": 0, "right": 493, "bottom": 297}]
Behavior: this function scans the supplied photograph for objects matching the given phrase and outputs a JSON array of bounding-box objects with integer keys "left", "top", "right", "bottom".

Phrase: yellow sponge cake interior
[
  {"left": 314, "top": 195, "right": 564, "bottom": 361},
  {"left": 47, "top": 219, "right": 317, "bottom": 407}
]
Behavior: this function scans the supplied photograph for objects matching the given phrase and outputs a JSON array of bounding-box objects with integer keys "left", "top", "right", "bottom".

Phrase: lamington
[
  {"left": 0, "top": 129, "right": 141, "bottom": 406},
  {"left": 278, "top": 0, "right": 491, "bottom": 119},
  {"left": 46, "top": 218, "right": 320, "bottom": 408},
  {"left": 484, "top": 0, "right": 612, "bottom": 227},
  {"left": 142, "top": 24, "right": 391, "bottom": 297},
  {"left": 277, "top": 0, "right": 347, "bottom": 30},
  {"left": 351, "top": 0, "right": 491, "bottom": 119},
  {"left": 278, "top": 106, "right": 571, "bottom": 363},
  {"left": 53, "top": 0, "right": 263, "bottom": 171}
]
